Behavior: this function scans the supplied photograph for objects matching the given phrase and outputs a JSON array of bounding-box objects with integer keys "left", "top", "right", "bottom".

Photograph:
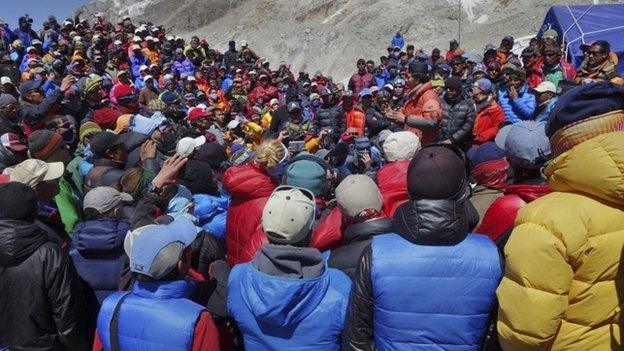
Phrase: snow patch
[
  {"left": 445, "top": 0, "right": 488, "bottom": 23},
  {"left": 475, "top": 14, "right": 488, "bottom": 24}
]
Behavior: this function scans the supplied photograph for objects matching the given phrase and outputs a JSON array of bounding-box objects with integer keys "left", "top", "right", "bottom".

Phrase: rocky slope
[{"left": 80, "top": 0, "right": 613, "bottom": 80}]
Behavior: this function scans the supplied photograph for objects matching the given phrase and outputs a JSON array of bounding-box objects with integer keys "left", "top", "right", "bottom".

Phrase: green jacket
[{"left": 55, "top": 176, "right": 82, "bottom": 235}]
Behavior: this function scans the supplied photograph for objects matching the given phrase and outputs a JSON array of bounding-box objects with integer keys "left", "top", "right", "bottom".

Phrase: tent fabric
[{"left": 539, "top": 4, "right": 624, "bottom": 76}]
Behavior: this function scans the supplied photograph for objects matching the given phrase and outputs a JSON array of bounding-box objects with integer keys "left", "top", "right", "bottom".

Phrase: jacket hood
[
  {"left": 546, "top": 131, "right": 624, "bottom": 206},
  {"left": 392, "top": 195, "right": 469, "bottom": 245},
  {"left": 343, "top": 218, "right": 394, "bottom": 244},
  {"left": 222, "top": 164, "right": 275, "bottom": 200},
  {"left": 239, "top": 245, "right": 329, "bottom": 327},
  {"left": 71, "top": 219, "right": 129, "bottom": 254},
  {"left": 505, "top": 182, "right": 550, "bottom": 202},
  {"left": 0, "top": 220, "right": 48, "bottom": 265}
]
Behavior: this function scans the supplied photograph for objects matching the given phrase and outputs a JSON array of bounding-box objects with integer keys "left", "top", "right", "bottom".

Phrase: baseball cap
[
  {"left": 309, "top": 93, "right": 320, "bottom": 101},
  {"left": 31, "top": 39, "right": 42, "bottom": 46},
  {"left": 131, "top": 44, "right": 141, "bottom": 51},
  {"left": 227, "top": 120, "right": 241, "bottom": 130},
  {"left": 262, "top": 186, "right": 316, "bottom": 245},
  {"left": 495, "top": 121, "right": 551, "bottom": 168},
  {"left": 534, "top": 81, "right": 556, "bottom": 94},
  {"left": 473, "top": 78, "right": 493, "bottom": 94},
  {"left": 335, "top": 175, "right": 383, "bottom": 219},
  {"left": 90, "top": 131, "right": 131, "bottom": 158},
  {"left": 175, "top": 136, "right": 207, "bottom": 157},
  {"left": 502, "top": 35, "right": 514, "bottom": 44},
  {"left": 83, "top": 186, "right": 133, "bottom": 213},
  {"left": 0, "top": 77, "right": 12, "bottom": 85},
  {"left": 113, "top": 40, "right": 123, "bottom": 46},
  {"left": 287, "top": 101, "right": 301, "bottom": 112},
  {"left": 484, "top": 44, "right": 497, "bottom": 53},
  {"left": 19, "top": 80, "right": 43, "bottom": 96},
  {"left": 10, "top": 159, "right": 64, "bottom": 187},
  {"left": 359, "top": 88, "right": 372, "bottom": 98},
  {"left": 139, "top": 65, "right": 149, "bottom": 72},
  {"left": 187, "top": 106, "right": 212, "bottom": 123},
  {"left": 542, "top": 29, "right": 559, "bottom": 41},
  {"left": 125, "top": 218, "right": 199, "bottom": 279},
  {"left": 0, "top": 133, "right": 27, "bottom": 152}
]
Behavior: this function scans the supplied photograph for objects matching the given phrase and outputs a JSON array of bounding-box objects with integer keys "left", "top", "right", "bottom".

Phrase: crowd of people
[{"left": 0, "top": 10, "right": 623, "bottom": 351}]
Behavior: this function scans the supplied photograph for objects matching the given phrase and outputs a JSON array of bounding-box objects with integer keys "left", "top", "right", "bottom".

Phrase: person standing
[
  {"left": 343, "top": 144, "right": 502, "bottom": 350},
  {"left": 348, "top": 59, "right": 374, "bottom": 96},
  {"left": 0, "top": 182, "right": 91, "bottom": 350},
  {"left": 497, "top": 82, "right": 624, "bottom": 350},
  {"left": 439, "top": 76, "right": 476, "bottom": 148}
]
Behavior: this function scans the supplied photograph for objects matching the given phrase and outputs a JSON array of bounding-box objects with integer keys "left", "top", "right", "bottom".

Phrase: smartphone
[{"left": 289, "top": 140, "right": 305, "bottom": 152}]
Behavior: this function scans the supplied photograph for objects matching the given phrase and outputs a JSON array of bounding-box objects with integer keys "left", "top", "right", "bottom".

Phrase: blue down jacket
[
  {"left": 497, "top": 83, "right": 537, "bottom": 124},
  {"left": 69, "top": 218, "right": 129, "bottom": 303},
  {"left": 193, "top": 192, "right": 231, "bottom": 239},
  {"left": 228, "top": 262, "right": 351, "bottom": 350}
]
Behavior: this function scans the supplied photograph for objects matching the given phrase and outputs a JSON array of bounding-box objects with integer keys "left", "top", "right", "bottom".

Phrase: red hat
[
  {"left": 187, "top": 107, "right": 212, "bottom": 123},
  {"left": 0, "top": 133, "right": 27, "bottom": 153}
]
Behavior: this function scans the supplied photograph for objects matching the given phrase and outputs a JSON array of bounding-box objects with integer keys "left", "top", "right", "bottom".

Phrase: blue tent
[{"left": 538, "top": 4, "right": 624, "bottom": 76}]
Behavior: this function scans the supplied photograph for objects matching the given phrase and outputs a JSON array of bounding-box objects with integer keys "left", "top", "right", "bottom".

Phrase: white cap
[
  {"left": 10, "top": 159, "right": 64, "bottom": 188},
  {"left": 262, "top": 186, "right": 316, "bottom": 244},
  {"left": 26, "top": 46, "right": 36, "bottom": 53},
  {"left": 132, "top": 36, "right": 141, "bottom": 42},
  {"left": 139, "top": 65, "right": 149, "bottom": 72},
  {"left": 131, "top": 44, "right": 141, "bottom": 50},
  {"left": 0, "top": 77, "right": 12, "bottom": 85},
  {"left": 187, "top": 76, "right": 196, "bottom": 82},
  {"left": 175, "top": 136, "right": 207, "bottom": 157},
  {"left": 227, "top": 120, "right": 240, "bottom": 130},
  {"left": 166, "top": 35, "right": 175, "bottom": 41},
  {"left": 114, "top": 40, "right": 123, "bottom": 45},
  {"left": 143, "top": 75, "right": 154, "bottom": 82},
  {"left": 269, "top": 98, "right": 279, "bottom": 106},
  {"left": 240, "top": 40, "right": 248, "bottom": 47},
  {"left": 145, "top": 36, "right": 154, "bottom": 42},
  {"left": 31, "top": 39, "right": 42, "bottom": 45},
  {"left": 535, "top": 81, "right": 556, "bottom": 93},
  {"left": 63, "top": 20, "right": 72, "bottom": 26},
  {"left": 383, "top": 131, "right": 422, "bottom": 162},
  {"left": 122, "top": 15, "right": 131, "bottom": 21},
  {"left": 73, "top": 36, "right": 82, "bottom": 42}
]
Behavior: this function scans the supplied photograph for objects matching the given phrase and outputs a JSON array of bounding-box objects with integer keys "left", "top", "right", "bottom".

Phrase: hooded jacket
[
  {"left": 376, "top": 159, "right": 410, "bottom": 216},
  {"left": 343, "top": 196, "right": 502, "bottom": 351},
  {"left": 222, "top": 164, "right": 275, "bottom": 266},
  {"left": 69, "top": 218, "right": 130, "bottom": 303},
  {"left": 497, "top": 131, "right": 624, "bottom": 351},
  {"left": 228, "top": 244, "right": 351, "bottom": 350},
  {"left": 473, "top": 98, "right": 505, "bottom": 144},
  {"left": 0, "top": 219, "right": 91, "bottom": 350}
]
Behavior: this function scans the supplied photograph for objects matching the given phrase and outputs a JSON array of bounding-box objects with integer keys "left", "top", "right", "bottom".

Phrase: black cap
[
  {"left": 194, "top": 142, "right": 227, "bottom": 169},
  {"left": 180, "top": 159, "right": 217, "bottom": 195},
  {"left": 0, "top": 182, "right": 38, "bottom": 221},
  {"left": 407, "top": 145, "right": 466, "bottom": 200},
  {"left": 90, "top": 131, "right": 130, "bottom": 158}
]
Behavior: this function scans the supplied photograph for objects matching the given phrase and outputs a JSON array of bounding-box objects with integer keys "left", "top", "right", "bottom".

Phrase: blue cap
[
  {"left": 495, "top": 121, "right": 551, "bottom": 169},
  {"left": 473, "top": 78, "right": 492, "bottom": 94},
  {"left": 359, "top": 88, "right": 372, "bottom": 98},
  {"left": 160, "top": 91, "right": 180, "bottom": 105},
  {"left": 467, "top": 141, "right": 505, "bottom": 167},
  {"left": 19, "top": 80, "right": 43, "bottom": 96},
  {"left": 436, "top": 63, "right": 451, "bottom": 72},
  {"left": 125, "top": 218, "right": 198, "bottom": 279}
]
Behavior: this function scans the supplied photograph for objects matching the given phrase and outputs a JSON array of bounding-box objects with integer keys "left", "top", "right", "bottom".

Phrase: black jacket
[
  {"left": 314, "top": 104, "right": 345, "bottom": 144},
  {"left": 439, "top": 95, "right": 476, "bottom": 146},
  {"left": 327, "top": 218, "right": 393, "bottom": 280},
  {"left": 18, "top": 89, "right": 64, "bottom": 128},
  {"left": 0, "top": 219, "right": 92, "bottom": 350},
  {"left": 342, "top": 196, "right": 470, "bottom": 350}
]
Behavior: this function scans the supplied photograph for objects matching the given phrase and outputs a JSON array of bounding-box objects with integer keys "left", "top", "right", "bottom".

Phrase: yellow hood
[{"left": 546, "top": 131, "right": 624, "bottom": 206}]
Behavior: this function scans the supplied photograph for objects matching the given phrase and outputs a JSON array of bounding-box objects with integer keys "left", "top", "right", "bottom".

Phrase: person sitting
[{"left": 228, "top": 186, "right": 352, "bottom": 350}]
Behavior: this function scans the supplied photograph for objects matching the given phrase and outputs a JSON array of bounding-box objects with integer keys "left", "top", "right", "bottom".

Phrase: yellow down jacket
[{"left": 497, "top": 131, "right": 624, "bottom": 351}]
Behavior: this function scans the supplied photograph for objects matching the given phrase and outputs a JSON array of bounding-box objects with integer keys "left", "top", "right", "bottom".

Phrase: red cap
[
  {"left": 187, "top": 107, "right": 212, "bottom": 123},
  {"left": 0, "top": 133, "right": 27, "bottom": 153}
]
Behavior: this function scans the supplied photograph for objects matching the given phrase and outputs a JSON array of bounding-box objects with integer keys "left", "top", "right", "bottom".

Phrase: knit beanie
[
  {"left": 79, "top": 121, "right": 102, "bottom": 142},
  {"left": 444, "top": 76, "right": 462, "bottom": 91},
  {"left": 28, "top": 130, "right": 64, "bottom": 160},
  {"left": 407, "top": 145, "right": 466, "bottom": 200},
  {"left": 284, "top": 159, "right": 327, "bottom": 197}
]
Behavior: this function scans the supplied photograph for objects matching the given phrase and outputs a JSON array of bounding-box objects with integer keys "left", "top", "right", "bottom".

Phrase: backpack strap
[{"left": 109, "top": 292, "right": 132, "bottom": 351}]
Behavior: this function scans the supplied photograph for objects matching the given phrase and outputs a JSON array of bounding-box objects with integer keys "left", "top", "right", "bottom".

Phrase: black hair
[{"left": 594, "top": 40, "right": 611, "bottom": 54}]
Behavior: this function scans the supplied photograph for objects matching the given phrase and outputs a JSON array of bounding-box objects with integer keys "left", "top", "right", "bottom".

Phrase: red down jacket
[
  {"left": 376, "top": 160, "right": 410, "bottom": 217},
  {"left": 222, "top": 164, "right": 275, "bottom": 266},
  {"left": 474, "top": 182, "right": 551, "bottom": 242}
]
